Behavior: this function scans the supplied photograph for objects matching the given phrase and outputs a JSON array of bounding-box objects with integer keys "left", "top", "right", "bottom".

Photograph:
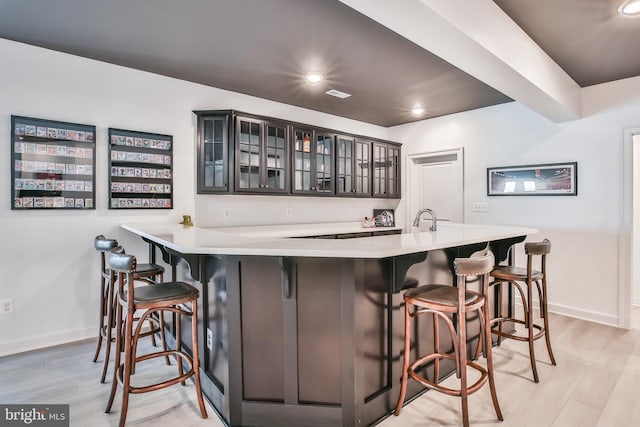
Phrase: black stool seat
[
  {"left": 134, "top": 263, "right": 165, "bottom": 278},
  {"left": 92, "top": 235, "right": 168, "bottom": 384},
  {"left": 105, "top": 248, "right": 207, "bottom": 427},
  {"left": 133, "top": 281, "right": 198, "bottom": 303}
]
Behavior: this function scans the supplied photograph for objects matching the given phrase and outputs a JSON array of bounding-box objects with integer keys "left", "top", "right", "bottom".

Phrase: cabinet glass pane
[
  {"left": 388, "top": 147, "right": 400, "bottom": 196},
  {"left": 238, "top": 120, "right": 261, "bottom": 189},
  {"left": 373, "top": 144, "right": 386, "bottom": 195},
  {"left": 204, "top": 118, "right": 225, "bottom": 189},
  {"left": 316, "top": 135, "right": 332, "bottom": 192},
  {"left": 356, "top": 141, "right": 369, "bottom": 194},
  {"left": 294, "top": 131, "right": 313, "bottom": 191},
  {"left": 337, "top": 137, "right": 353, "bottom": 193},
  {"left": 266, "top": 125, "right": 286, "bottom": 190}
]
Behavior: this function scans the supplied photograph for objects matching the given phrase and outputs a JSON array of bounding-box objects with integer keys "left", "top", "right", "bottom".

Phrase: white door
[{"left": 407, "top": 148, "right": 464, "bottom": 228}]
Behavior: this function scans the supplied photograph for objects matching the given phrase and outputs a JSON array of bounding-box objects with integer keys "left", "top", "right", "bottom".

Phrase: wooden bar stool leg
[
  {"left": 176, "top": 308, "right": 184, "bottom": 385},
  {"left": 541, "top": 277, "right": 557, "bottom": 365},
  {"left": 192, "top": 300, "right": 208, "bottom": 418},
  {"left": 105, "top": 302, "right": 123, "bottom": 414},
  {"left": 92, "top": 274, "right": 107, "bottom": 363},
  {"left": 496, "top": 282, "right": 503, "bottom": 346},
  {"left": 458, "top": 305, "right": 469, "bottom": 427},
  {"left": 483, "top": 292, "right": 503, "bottom": 420},
  {"left": 527, "top": 278, "right": 539, "bottom": 383},
  {"left": 394, "top": 301, "right": 412, "bottom": 415},
  {"left": 100, "top": 276, "right": 117, "bottom": 384},
  {"left": 433, "top": 312, "right": 440, "bottom": 384}
]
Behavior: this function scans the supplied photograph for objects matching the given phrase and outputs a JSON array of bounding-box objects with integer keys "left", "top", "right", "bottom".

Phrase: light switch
[{"left": 472, "top": 203, "right": 489, "bottom": 213}]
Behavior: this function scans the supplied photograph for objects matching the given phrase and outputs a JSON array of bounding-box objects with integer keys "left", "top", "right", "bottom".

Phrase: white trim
[
  {"left": 634, "top": 297, "right": 640, "bottom": 307},
  {"left": 515, "top": 300, "right": 618, "bottom": 327},
  {"left": 405, "top": 148, "right": 464, "bottom": 228},
  {"left": 0, "top": 327, "right": 94, "bottom": 357},
  {"left": 621, "top": 127, "right": 640, "bottom": 329}
]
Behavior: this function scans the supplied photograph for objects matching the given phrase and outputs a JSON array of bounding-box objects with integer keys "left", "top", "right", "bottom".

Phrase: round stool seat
[
  {"left": 491, "top": 265, "right": 542, "bottom": 281},
  {"left": 405, "top": 284, "right": 482, "bottom": 307}
]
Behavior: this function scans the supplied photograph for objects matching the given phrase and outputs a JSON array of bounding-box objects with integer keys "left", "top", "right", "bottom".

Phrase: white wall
[
  {"left": 390, "top": 76, "right": 640, "bottom": 326},
  {"left": 0, "top": 39, "right": 395, "bottom": 356}
]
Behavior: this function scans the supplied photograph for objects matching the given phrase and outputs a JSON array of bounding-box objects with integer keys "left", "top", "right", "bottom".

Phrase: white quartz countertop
[{"left": 122, "top": 222, "right": 538, "bottom": 259}]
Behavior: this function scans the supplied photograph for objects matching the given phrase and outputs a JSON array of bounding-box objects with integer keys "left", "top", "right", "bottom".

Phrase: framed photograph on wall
[
  {"left": 487, "top": 162, "right": 577, "bottom": 196},
  {"left": 11, "top": 115, "right": 96, "bottom": 210},
  {"left": 108, "top": 128, "right": 173, "bottom": 209}
]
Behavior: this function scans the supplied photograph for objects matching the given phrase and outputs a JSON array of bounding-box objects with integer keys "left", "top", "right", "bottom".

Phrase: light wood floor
[{"left": 1, "top": 311, "right": 639, "bottom": 427}]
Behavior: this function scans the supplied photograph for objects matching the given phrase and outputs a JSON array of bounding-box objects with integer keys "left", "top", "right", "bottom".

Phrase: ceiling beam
[{"left": 339, "top": 0, "right": 582, "bottom": 122}]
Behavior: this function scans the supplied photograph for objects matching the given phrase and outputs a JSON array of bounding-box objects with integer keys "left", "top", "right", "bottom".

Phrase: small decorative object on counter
[
  {"left": 179, "top": 215, "right": 194, "bottom": 227},
  {"left": 373, "top": 209, "right": 395, "bottom": 227},
  {"left": 362, "top": 216, "right": 377, "bottom": 228}
]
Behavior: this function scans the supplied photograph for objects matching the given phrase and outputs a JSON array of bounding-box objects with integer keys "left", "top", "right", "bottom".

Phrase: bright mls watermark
[{"left": 1, "top": 405, "right": 69, "bottom": 426}]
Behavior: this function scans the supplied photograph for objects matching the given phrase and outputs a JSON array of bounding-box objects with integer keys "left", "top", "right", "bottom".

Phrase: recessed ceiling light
[
  {"left": 305, "top": 71, "right": 324, "bottom": 84},
  {"left": 325, "top": 89, "right": 351, "bottom": 99},
  {"left": 619, "top": 0, "right": 640, "bottom": 16},
  {"left": 411, "top": 106, "right": 425, "bottom": 116}
]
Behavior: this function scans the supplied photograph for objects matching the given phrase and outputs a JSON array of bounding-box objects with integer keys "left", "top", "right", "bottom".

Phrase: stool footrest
[
  {"left": 409, "top": 353, "right": 489, "bottom": 397},
  {"left": 490, "top": 317, "right": 546, "bottom": 341},
  {"left": 116, "top": 350, "right": 195, "bottom": 393}
]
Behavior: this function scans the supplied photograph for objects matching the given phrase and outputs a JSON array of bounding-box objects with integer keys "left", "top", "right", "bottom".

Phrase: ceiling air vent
[{"left": 325, "top": 89, "right": 351, "bottom": 99}]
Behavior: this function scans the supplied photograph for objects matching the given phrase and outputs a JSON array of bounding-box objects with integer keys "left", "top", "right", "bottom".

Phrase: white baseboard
[
  {"left": 0, "top": 327, "right": 95, "bottom": 358},
  {"left": 514, "top": 298, "right": 618, "bottom": 327},
  {"left": 634, "top": 296, "right": 640, "bottom": 307}
]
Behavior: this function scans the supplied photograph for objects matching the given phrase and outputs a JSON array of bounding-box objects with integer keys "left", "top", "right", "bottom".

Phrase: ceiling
[{"left": 0, "top": 0, "right": 638, "bottom": 127}]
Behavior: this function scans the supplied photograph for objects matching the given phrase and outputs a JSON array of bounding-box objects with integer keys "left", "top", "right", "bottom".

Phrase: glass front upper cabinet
[
  {"left": 336, "top": 135, "right": 371, "bottom": 197},
  {"left": 292, "top": 128, "right": 334, "bottom": 195},
  {"left": 198, "top": 114, "right": 229, "bottom": 193},
  {"left": 236, "top": 117, "right": 289, "bottom": 193},
  {"left": 373, "top": 141, "right": 401, "bottom": 198}
]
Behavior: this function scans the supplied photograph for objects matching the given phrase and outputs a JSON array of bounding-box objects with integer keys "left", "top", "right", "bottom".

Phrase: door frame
[
  {"left": 405, "top": 148, "right": 464, "bottom": 228},
  {"left": 621, "top": 127, "right": 640, "bottom": 328}
]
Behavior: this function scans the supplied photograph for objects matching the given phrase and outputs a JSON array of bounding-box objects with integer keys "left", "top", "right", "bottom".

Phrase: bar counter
[{"left": 123, "top": 222, "right": 536, "bottom": 427}]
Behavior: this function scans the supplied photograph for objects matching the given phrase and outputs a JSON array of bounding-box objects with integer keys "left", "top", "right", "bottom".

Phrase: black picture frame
[
  {"left": 373, "top": 209, "right": 395, "bottom": 227},
  {"left": 487, "top": 162, "right": 578, "bottom": 196},
  {"left": 108, "top": 128, "right": 173, "bottom": 209},
  {"left": 11, "top": 115, "right": 96, "bottom": 210}
]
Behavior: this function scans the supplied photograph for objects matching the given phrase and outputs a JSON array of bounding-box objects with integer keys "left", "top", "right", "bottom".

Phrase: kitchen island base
[{"left": 144, "top": 235, "right": 523, "bottom": 427}]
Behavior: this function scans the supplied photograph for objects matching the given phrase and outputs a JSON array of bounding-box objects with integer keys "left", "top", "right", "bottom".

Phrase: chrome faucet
[{"left": 413, "top": 208, "right": 437, "bottom": 231}]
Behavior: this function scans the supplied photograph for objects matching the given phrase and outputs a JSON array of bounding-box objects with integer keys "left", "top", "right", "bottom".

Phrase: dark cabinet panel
[
  {"left": 236, "top": 117, "right": 290, "bottom": 193},
  {"left": 292, "top": 128, "right": 335, "bottom": 195},
  {"left": 373, "top": 142, "right": 401, "bottom": 198},
  {"left": 336, "top": 135, "right": 371, "bottom": 197},
  {"left": 296, "top": 259, "right": 342, "bottom": 405},
  {"left": 195, "top": 110, "right": 400, "bottom": 198},
  {"left": 198, "top": 115, "right": 229, "bottom": 193}
]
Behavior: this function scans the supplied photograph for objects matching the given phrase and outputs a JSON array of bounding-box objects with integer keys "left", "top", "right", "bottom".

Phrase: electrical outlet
[
  {"left": 286, "top": 207, "right": 293, "bottom": 217},
  {"left": 223, "top": 208, "right": 230, "bottom": 217},
  {"left": 472, "top": 203, "right": 489, "bottom": 213},
  {"left": 206, "top": 328, "right": 213, "bottom": 350},
  {"left": 1, "top": 298, "right": 13, "bottom": 314}
]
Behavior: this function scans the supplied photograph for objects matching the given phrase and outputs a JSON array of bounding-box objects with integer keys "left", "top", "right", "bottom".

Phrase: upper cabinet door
[
  {"left": 198, "top": 114, "right": 229, "bottom": 193},
  {"left": 293, "top": 128, "right": 334, "bottom": 195},
  {"left": 236, "top": 117, "right": 290, "bottom": 193},
  {"left": 373, "top": 142, "right": 401, "bottom": 198},
  {"left": 315, "top": 132, "right": 334, "bottom": 194},
  {"left": 336, "top": 135, "right": 371, "bottom": 197}
]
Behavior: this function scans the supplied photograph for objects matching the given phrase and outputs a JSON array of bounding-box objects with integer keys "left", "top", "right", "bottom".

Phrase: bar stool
[
  {"left": 489, "top": 239, "right": 556, "bottom": 383},
  {"left": 92, "top": 235, "right": 167, "bottom": 383},
  {"left": 105, "top": 249, "right": 208, "bottom": 427},
  {"left": 395, "top": 252, "right": 502, "bottom": 427}
]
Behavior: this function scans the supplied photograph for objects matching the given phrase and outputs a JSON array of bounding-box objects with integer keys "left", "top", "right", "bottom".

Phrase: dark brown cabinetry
[
  {"left": 336, "top": 135, "right": 371, "bottom": 197},
  {"left": 197, "top": 114, "right": 229, "bottom": 193},
  {"left": 292, "top": 127, "right": 334, "bottom": 195},
  {"left": 236, "top": 117, "right": 290, "bottom": 193},
  {"left": 195, "top": 110, "right": 401, "bottom": 198},
  {"left": 373, "top": 142, "right": 401, "bottom": 198}
]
